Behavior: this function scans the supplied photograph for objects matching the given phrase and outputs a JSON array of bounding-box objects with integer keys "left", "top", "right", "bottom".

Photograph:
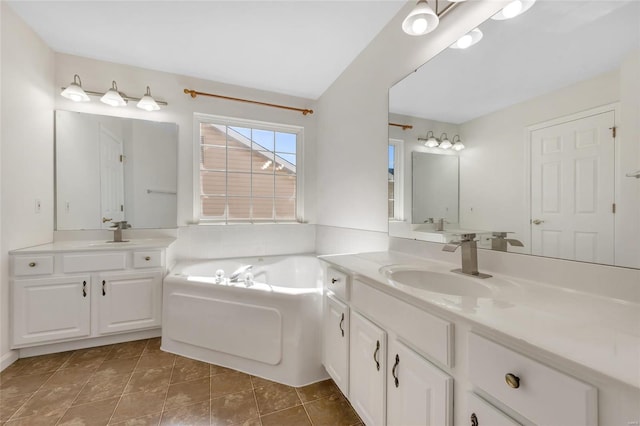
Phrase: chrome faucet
[
  {"left": 229, "top": 265, "right": 253, "bottom": 283},
  {"left": 109, "top": 221, "right": 131, "bottom": 243},
  {"left": 442, "top": 233, "right": 492, "bottom": 278},
  {"left": 490, "top": 232, "right": 524, "bottom": 252}
]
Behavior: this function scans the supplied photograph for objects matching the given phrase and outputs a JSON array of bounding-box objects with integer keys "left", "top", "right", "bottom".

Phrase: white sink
[{"left": 379, "top": 265, "right": 494, "bottom": 298}]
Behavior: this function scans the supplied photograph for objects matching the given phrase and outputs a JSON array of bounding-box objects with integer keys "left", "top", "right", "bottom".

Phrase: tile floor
[{"left": 0, "top": 338, "right": 362, "bottom": 426}]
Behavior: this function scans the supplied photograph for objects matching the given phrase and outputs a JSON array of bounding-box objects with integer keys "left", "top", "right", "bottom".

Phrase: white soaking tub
[{"left": 162, "top": 254, "right": 327, "bottom": 387}]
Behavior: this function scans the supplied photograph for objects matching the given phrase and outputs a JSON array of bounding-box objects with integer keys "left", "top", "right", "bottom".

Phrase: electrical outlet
[{"left": 35, "top": 199, "right": 41, "bottom": 214}]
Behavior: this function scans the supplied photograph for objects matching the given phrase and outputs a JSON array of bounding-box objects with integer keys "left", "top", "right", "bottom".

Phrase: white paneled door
[
  {"left": 530, "top": 110, "right": 615, "bottom": 263},
  {"left": 99, "top": 124, "right": 125, "bottom": 228}
]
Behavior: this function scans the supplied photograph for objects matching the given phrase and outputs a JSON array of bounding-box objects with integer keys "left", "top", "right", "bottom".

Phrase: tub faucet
[
  {"left": 443, "top": 233, "right": 492, "bottom": 278},
  {"left": 229, "top": 265, "right": 253, "bottom": 282}
]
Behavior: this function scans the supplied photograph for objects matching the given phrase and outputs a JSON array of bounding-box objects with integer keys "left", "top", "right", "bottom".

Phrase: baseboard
[{"left": 0, "top": 349, "right": 20, "bottom": 372}]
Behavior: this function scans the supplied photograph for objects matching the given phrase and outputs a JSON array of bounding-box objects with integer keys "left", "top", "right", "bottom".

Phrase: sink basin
[{"left": 379, "top": 265, "right": 493, "bottom": 298}]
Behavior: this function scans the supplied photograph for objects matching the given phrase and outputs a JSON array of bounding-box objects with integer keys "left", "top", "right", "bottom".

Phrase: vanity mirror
[
  {"left": 55, "top": 110, "right": 178, "bottom": 230},
  {"left": 389, "top": 0, "right": 640, "bottom": 268}
]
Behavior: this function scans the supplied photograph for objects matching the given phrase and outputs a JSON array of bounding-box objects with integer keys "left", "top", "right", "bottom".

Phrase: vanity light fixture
[
  {"left": 438, "top": 133, "right": 452, "bottom": 149},
  {"left": 450, "top": 28, "right": 483, "bottom": 49},
  {"left": 136, "top": 86, "right": 161, "bottom": 111},
  {"left": 100, "top": 81, "right": 127, "bottom": 107},
  {"left": 491, "top": 0, "right": 536, "bottom": 20},
  {"left": 402, "top": 0, "right": 439, "bottom": 36},
  {"left": 451, "top": 135, "right": 465, "bottom": 151},
  {"left": 419, "top": 131, "right": 440, "bottom": 148},
  {"left": 60, "top": 74, "right": 90, "bottom": 102}
]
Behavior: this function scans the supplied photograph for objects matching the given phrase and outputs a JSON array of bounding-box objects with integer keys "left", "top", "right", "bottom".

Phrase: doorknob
[{"left": 532, "top": 219, "right": 544, "bottom": 225}]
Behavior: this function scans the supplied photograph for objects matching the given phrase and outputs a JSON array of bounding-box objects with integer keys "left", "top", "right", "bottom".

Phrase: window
[
  {"left": 388, "top": 139, "right": 404, "bottom": 220},
  {"left": 195, "top": 114, "right": 303, "bottom": 223}
]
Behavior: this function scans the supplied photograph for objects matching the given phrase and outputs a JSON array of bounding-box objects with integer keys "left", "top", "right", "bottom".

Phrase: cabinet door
[
  {"left": 350, "top": 311, "right": 386, "bottom": 426},
  {"left": 12, "top": 275, "right": 91, "bottom": 346},
  {"left": 323, "top": 293, "right": 349, "bottom": 396},
  {"left": 97, "top": 270, "right": 162, "bottom": 334},
  {"left": 387, "top": 339, "right": 453, "bottom": 426}
]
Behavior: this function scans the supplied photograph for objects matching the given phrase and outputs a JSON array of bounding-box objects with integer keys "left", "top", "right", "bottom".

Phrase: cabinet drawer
[
  {"left": 133, "top": 251, "right": 162, "bottom": 268},
  {"left": 63, "top": 252, "right": 127, "bottom": 273},
  {"left": 326, "top": 267, "right": 349, "bottom": 301},
  {"left": 352, "top": 279, "right": 453, "bottom": 368},
  {"left": 13, "top": 255, "right": 54, "bottom": 276},
  {"left": 468, "top": 333, "right": 597, "bottom": 426},
  {"left": 467, "top": 392, "right": 520, "bottom": 426}
]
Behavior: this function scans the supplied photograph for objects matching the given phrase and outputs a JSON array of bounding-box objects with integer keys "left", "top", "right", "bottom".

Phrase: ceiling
[
  {"left": 390, "top": 0, "right": 640, "bottom": 124},
  {"left": 8, "top": 0, "right": 407, "bottom": 100}
]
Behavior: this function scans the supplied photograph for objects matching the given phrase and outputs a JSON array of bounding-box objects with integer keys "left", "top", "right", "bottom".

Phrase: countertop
[
  {"left": 319, "top": 251, "right": 640, "bottom": 390},
  {"left": 9, "top": 238, "right": 176, "bottom": 254}
]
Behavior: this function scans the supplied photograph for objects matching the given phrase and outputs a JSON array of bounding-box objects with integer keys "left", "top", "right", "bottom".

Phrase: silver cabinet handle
[
  {"left": 339, "top": 313, "right": 345, "bottom": 337},
  {"left": 28, "top": 262, "right": 36, "bottom": 267},
  {"left": 532, "top": 219, "right": 544, "bottom": 225},
  {"left": 505, "top": 373, "right": 520, "bottom": 389},
  {"left": 373, "top": 340, "right": 380, "bottom": 371},
  {"left": 392, "top": 354, "right": 400, "bottom": 388}
]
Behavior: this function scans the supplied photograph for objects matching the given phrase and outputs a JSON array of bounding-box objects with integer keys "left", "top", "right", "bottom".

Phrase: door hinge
[
  {"left": 610, "top": 126, "right": 617, "bottom": 138},
  {"left": 612, "top": 203, "right": 616, "bottom": 214}
]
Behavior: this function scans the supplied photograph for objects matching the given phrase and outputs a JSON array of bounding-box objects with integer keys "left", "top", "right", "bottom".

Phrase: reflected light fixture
[
  {"left": 451, "top": 135, "right": 465, "bottom": 151},
  {"left": 438, "top": 133, "right": 452, "bottom": 149},
  {"left": 402, "top": 0, "right": 439, "bottom": 36},
  {"left": 450, "top": 28, "right": 483, "bottom": 49},
  {"left": 423, "top": 131, "right": 440, "bottom": 148},
  {"left": 136, "top": 86, "right": 161, "bottom": 111},
  {"left": 60, "top": 74, "right": 90, "bottom": 102},
  {"left": 100, "top": 81, "right": 127, "bottom": 107},
  {"left": 491, "top": 0, "right": 536, "bottom": 20}
]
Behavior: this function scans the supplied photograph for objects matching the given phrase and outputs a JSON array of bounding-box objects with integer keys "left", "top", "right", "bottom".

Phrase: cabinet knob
[
  {"left": 145, "top": 256, "right": 151, "bottom": 261},
  {"left": 470, "top": 413, "right": 478, "bottom": 426},
  {"left": 28, "top": 262, "right": 36, "bottom": 267},
  {"left": 331, "top": 278, "right": 339, "bottom": 284},
  {"left": 505, "top": 373, "right": 520, "bottom": 389}
]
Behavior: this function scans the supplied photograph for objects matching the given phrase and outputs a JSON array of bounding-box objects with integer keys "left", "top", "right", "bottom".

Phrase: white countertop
[
  {"left": 319, "top": 251, "right": 640, "bottom": 390},
  {"left": 10, "top": 238, "right": 176, "bottom": 254}
]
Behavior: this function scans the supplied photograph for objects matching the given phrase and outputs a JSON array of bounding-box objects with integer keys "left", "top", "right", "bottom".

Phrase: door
[
  {"left": 350, "top": 311, "right": 387, "bottom": 426},
  {"left": 12, "top": 275, "right": 91, "bottom": 346},
  {"left": 387, "top": 339, "right": 453, "bottom": 426},
  {"left": 323, "top": 293, "right": 349, "bottom": 396},
  {"left": 530, "top": 110, "right": 615, "bottom": 263},
  {"left": 99, "top": 124, "right": 125, "bottom": 228},
  {"left": 97, "top": 271, "right": 162, "bottom": 334}
]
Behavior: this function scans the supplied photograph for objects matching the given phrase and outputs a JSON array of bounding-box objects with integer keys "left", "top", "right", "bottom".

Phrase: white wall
[{"left": 1, "top": 3, "right": 55, "bottom": 366}]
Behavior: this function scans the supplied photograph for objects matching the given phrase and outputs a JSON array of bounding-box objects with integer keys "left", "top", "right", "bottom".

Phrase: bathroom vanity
[
  {"left": 320, "top": 252, "right": 640, "bottom": 426},
  {"left": 9, "top": 238, "right": 175, "bottom": 355}
]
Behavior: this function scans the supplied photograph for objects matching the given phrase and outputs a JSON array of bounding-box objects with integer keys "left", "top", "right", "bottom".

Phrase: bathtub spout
[{"left": 229, "top": 265, "right": 253, "bottom": 282}]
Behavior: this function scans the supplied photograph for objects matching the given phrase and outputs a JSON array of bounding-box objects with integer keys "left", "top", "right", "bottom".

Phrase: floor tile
[
  {"left": 250, "top": 375, "right": 280, "bottom": 389},
  {"left": 41, "top": 366, "right": 93, "bottom": 389},
  {"left": 296, "top": 378, "right": 340, "bottom": 402},
  {"left": 13, "top": 352, "right": 72, "bottom": 376},
  {"left": 4, "top": 414, "right": 61, "bottom": 425},
  {"left": 210, "top": 372, "right": 252, "bottom": 398},
  {"left": 160, "top": 400, "right": 210, "bottom": 426},
  {"left": 143, "top": 338, "right": 162, "bottom": 355},
  {"left": 305, "top": 393, "right": 359, "bottom": 426},
  {"left": 12, "top": 383, "right": 83, "bottom": 419},
  {"left": 73, "top": 373, "right": 131, "bottom": 406},
  {"left": 164, "top": 377, "right": 210, "bottom": 411},
  {"left": 210, "top": 364, "right": 234, "bottom": 376},
  {"left": 57, "top": 396, "right": 119, "bottom": 426},
  {"left": 171, "top": 357, "right": 210, "bottom": 384},
  {"left": 231, "top": 418, "right": 261, "bottom": 426},
  {"left": 260, "top": 405, "right": 311, "bottom": 426},
  {"left": 108, "top": 412, "right": 161, "bottom": 426},
  {"left": 93, "top": 358, "right": 138, "bottom": 379},
  {"left": 254, "top": 382, "right": 301, "bottom": 415},
  {"left": 124, "top": 366, "right": 172, "bottom": 394},
  {"left": 105, "top": 340, "right": 147, "bottom": 361},
  {"left": 61, "top": 348, "right": 109, "bottom": 371},
  {"left": 109, "top": 387, "right": 166, "bottom": 423},
  {"left": 0, "top": 372, "right": 54, "bottom": 399},
  {"left": 0, "top": 393, "right": 31, "bottom": 422},
  {"left": 210, "top": 389, "right": 258, "bottom": 426},
  {"left": 135, "top": 352, "right": 175, "bottom": 372}
]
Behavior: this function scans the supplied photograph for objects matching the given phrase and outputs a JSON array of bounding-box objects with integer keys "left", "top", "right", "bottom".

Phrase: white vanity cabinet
[
  {"left": 10, "top": 241, "right": 172, "bottom": 350},
  {"left": 323, "top": 267, "right": 350, "bottom": 396}
]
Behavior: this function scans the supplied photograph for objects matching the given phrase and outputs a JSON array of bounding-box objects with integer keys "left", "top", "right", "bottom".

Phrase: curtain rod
[
  {"left": 184, "top": 89, "right": 314, "bottom": 116},
  {"left": 389, "top": 122, "right": 413, "bottom": 130}
]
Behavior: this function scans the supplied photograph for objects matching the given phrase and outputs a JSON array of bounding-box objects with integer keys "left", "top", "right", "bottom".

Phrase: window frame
[
  {"left": 388, "top": 138, "right": 404, "bottom": 221},
  {"left": 193, "top": 113, "right": 305, "bottom": 224}
]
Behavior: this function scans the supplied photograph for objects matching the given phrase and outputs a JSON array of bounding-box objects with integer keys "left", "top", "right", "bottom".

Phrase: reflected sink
[{"left": 379, "top": 265, "right": 493, "bottom": 298}]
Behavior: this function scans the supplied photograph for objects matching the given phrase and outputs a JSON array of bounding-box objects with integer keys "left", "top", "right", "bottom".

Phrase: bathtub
[{"left": 162, "top": 254, "right": 327, "bottom": 387}]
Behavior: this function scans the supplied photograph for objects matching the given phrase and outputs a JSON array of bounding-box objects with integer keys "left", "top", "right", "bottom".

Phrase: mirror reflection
[
  {"left": 389, "top": 0, "right": 640, "bottom": 268},
  {"left": 412, "top": 152, "right": 459, "bottom": 226},
  {"left": 55, "top": 111, "right": 178, "bottom": 230}
]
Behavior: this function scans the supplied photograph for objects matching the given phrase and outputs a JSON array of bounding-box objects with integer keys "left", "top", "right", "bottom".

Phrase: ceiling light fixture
[
  {"left": 491, "top": 0, "right": 536, "bottom": 20},
  {"left": 438, "top": 133, "right": 452, "bottom": 149},
  {"left": 136, "top": 86, "right": 161, "bottom": 111},
  {"left": 402, "top": 0, "right": 439, "bottom": 36},
  {"left": 450, "top": 28, "right": 483, "bottom": 49},
  {"left": 451, "top": 135, "right": 465, "bottom": 151},
  {"left": 60, "top": 74, "right": 90, "bottom": 102},
  {"left": 100, "top": 81, "right": 127, "bottom": 107}
]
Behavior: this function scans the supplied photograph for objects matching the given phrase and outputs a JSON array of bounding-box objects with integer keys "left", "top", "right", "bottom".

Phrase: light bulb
[
  {"left": 412, "top": 17, "right": 428, "bottom": 34},
  {"left": 502, "top": 0, "right": 523, "bottom": 19},
  {"left": 457, "top": 34, "right": 473, "bottom": 49}
]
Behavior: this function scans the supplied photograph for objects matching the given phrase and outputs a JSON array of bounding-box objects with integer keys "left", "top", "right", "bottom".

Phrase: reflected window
[
  {"left": 389, "top": 139, "right": 404, "bottom": 220},
  {"left": 197, "top": 115, "right": 302, "bottom": 223}
]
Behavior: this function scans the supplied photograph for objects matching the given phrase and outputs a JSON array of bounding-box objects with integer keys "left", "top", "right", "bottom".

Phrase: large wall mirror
[
  {"left": 389, "top": 0, "right": 640, "bottom": 268},
  {"left": 55, "top": 111, "right": 178, "bottom": 230}
]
